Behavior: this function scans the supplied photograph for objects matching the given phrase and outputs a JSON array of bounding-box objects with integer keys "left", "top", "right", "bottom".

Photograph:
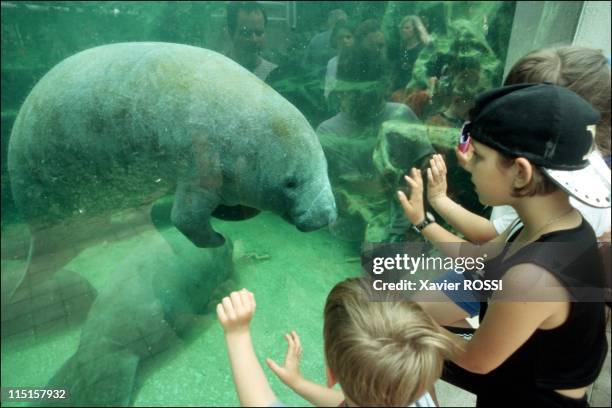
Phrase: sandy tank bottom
[{"left": 1, "top": 210, "right": 362, "bottom": 407}]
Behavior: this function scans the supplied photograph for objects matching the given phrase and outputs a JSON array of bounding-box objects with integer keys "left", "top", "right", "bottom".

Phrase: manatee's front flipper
[
  {"left": 171, "top": 183, "right": 225, "bottom": 248},
  {"left": 42, "top": 348, "right": 139, "bottom": 407}
]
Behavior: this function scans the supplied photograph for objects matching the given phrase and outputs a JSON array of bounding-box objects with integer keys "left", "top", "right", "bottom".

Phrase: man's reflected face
[
  {"left": 233, "top": 10, "right": 266, "bottom": 54},
  {"left": 453, "top": 68, "right": 481, "bottom": 98},
  {"left": 361, "top": 31, "right": 386, "bottom": 58},
  {"left": 341, "top": 82, "right": 386, "bottom": 123}
]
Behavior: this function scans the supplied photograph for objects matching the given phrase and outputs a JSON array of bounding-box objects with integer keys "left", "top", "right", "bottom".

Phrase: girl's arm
[{"left": 442, "top": 264, "right": 569, "bottom": 374}]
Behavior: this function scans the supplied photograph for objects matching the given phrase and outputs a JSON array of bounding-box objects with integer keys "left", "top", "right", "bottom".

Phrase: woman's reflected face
[
  {"left": 336, "top": 29, "right": 354, "bottom": 52},
  {"left": 401, "top": 21, "right": 415, "bottom": 41}
]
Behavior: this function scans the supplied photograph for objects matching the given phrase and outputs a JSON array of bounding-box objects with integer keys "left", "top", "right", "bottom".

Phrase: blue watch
[{"left": 413, "top": 211, "right": 436, "bottom": 233}]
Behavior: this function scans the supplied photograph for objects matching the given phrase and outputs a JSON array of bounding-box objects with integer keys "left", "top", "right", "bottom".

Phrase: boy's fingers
[
  {"left": 292, "top": 331, "right": 302, "bottom": 350},
  {"left": 222, "top": 296, "right": 231, "bottom": 311},
  {"left": 286, "top": 334, "right": 299, "bottom": 360},
  {"left": 266, "top": 358, "right": 283, "bottom": 376},
  {"left": 285, "top": 333, "right": 295, "bottom": 352},
  {"left": 222, "top": 297, "right": 236, "bottom": 320},
  {"left": 216, "top": 303, "right": 227, "bottom": 323},
  {"left": 292, "top": 331, "right": 302, "bottom": 356},
  {"left": 239, "top": 289, "right": 251, "bottom": 311},
  {"left": 230, "top": 291, "right": 243, "bottom": 310},
  {"left": 289, "top": 332, "right": 299, "bottom": 352}
]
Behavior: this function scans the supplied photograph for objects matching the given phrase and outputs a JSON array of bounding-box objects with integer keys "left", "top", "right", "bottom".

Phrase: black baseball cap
[{"left": 464, "top": 83, "right": 610, "bottom": 208}]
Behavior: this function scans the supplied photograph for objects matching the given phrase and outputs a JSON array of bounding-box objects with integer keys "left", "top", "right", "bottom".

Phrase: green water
[{"left": 1, "top": 211, "right": 360, "bottom": 407}]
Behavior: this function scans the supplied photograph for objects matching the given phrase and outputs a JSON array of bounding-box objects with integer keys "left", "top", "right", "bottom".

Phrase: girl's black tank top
[{"left": 479, "top": 218, "right": 608, "bottom": 394}]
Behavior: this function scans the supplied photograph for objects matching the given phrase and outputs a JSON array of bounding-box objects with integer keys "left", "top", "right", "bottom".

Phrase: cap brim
[{"left": 542, "top": 151, "right": 611, "bottom": 208}]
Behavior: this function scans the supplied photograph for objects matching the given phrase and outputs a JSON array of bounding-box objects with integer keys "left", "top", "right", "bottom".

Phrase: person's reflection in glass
[
  {"left": 390, "top": 15, "right": 432, "bottom": 95},
  {"left": 426, "top": 55, "right": 485, "bottom": 128},
  {"left": 324, "top": 21, "right": 355, "bottom": 102},
  {"left": 316, "top": 44, "right": 421, "bottom": 244},
  {"left": 226, "top": 1, "right": 277, "bottom": 82}
]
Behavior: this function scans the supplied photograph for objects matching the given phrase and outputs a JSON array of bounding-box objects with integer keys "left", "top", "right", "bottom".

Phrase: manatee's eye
[{"left": 284, "top": 178, "right": 297, "bottom": 190}]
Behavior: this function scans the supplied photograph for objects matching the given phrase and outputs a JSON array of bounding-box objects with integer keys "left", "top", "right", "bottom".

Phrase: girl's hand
[
  {"left": 397, "top": 167, "right": 426, "bottom": 225},
  {"left": 266, "top": 331, "right": 303, "bottom": 389},
  {"left": 427, "top": 154, "right": 448, "bottom": 206}
]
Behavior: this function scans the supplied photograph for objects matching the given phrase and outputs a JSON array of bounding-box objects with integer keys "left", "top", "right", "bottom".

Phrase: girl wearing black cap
[
  {"left": 408, "top": 45, "right": 611, "bottom": 336},
  {"left": 397, "top": 83, "right": 609, "bottom": 406}
]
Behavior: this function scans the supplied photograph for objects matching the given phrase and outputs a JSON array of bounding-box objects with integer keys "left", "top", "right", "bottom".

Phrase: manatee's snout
[
  {"left": 291, "top": 183, "right": 337, "bottom": 232},
  {"left": 294, "top": 206, "right": 337, "bottom": 232}
]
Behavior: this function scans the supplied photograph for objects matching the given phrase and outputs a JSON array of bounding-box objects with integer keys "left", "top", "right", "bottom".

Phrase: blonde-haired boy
[{"left": 217, "top": 278, "right": 457, "bottom": 407}]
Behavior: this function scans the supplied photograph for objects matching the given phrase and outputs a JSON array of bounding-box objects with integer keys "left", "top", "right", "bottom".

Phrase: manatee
[
  {"left": 6, "top": 42, "right": 336, "bottom": 307},
  {"left": 43, "top": 225, "right": 235, "bottom": 407}
]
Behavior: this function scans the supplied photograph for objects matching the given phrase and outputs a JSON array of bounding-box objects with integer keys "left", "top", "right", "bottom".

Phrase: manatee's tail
[{"left": 40, "top": 347, "right": 140, "bottom": 407}]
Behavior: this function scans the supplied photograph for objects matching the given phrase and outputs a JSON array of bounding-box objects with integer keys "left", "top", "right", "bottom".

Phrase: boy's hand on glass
[
  {"left": 217, "top": 288, "right": 256, "bottom": 336},
  {"left": 427, "top": 154, "right": 448, "bottom": 206},
  {"left": 266, "top": 331, "right": 303, "bottom": 389},
  {"left": 397, "top": 167, "right": 425, "bottom": 225}
]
